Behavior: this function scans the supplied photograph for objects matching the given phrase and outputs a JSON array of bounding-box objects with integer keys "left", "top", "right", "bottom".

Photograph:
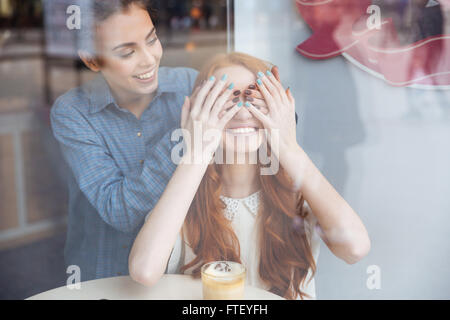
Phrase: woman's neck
[
  {"left": 111, "top": 86, "right": 155, "bottom": 120},
  {"left": 220, "top": 163, "right": 260, "bottom": 199}
]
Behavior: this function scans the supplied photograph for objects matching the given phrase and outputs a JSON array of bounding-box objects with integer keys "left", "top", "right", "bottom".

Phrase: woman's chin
[{"left": 221, "top": 132, "right": 263, "bottom": 156}]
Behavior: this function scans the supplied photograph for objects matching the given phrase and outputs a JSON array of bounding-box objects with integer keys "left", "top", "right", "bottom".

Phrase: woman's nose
[
  {"left": 233, "top": 104, "right": 254, "bottom": 120},
  {"left": 139, "top": 47, "right": 157, "bottom": 67}
]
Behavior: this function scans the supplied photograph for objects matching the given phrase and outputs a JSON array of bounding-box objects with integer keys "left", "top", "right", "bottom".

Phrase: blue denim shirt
[{"left": 51, "top": 67, "right": 198, "bottom": 281}]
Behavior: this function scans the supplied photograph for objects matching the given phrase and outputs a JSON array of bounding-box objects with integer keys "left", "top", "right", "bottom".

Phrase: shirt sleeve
[
  {"left": 51, "top": 102, "right": 177, "bottom": 234},
  {"left": 186, "top": 67, "right": 199, "bottom": 91}
]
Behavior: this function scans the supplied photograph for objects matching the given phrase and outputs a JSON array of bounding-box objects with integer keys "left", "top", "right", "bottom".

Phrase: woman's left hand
[{"left": 246, "top": 70, "right": 299, "bottom": 162}]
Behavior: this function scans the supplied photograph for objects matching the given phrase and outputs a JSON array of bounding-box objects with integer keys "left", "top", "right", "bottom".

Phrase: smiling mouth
[
  {"left": 133, "top": 69, "right": 156, "bottom": 80},
  {"left": 226, "top": 127, "right": 259, "bottom": 134}
]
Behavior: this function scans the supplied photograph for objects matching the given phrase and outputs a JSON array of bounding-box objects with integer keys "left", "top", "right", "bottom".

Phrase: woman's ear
[{"left": 78, "top": 50, "right": 101, "bottom": 72}]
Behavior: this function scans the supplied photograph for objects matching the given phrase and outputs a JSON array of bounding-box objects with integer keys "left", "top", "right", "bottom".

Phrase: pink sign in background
[{"left": 295, "top": 0, "right": 450, "bottom": 88}]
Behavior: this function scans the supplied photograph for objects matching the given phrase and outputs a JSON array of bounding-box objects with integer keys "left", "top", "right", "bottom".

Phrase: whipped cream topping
[{"left": 203, "top": 261, "right": 245, "bottom": 279}]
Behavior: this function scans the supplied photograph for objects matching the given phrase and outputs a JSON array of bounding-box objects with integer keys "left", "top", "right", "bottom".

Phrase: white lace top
[{"left": 163, "top": 191, "right": 321, "bottom": 300}]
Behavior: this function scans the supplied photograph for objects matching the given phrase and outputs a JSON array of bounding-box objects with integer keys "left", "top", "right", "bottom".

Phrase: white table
[{"left": 27, "top": 274, "right": 285, "bottom": 300}]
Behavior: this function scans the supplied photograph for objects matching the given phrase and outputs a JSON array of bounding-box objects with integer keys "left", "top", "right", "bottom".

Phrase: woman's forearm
[
  {"left": 128, "top": 156, "right": 209, "bottom": 285},
  {"left": 128, "top": 76, "right": 240, "bottom": 285},
  {"left": 283, "top": 146, "right": 371, "bottom": 264}
]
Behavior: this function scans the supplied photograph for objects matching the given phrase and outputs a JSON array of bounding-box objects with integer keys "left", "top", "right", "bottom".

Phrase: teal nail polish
[
  {"left": 257, "top": 79, "right": 262, "bottom": 85},
  {"left": 245, "top": 102, "right": 251, "bottom": 108},
  {"left": 266, "top": 70, "right": 272, "bottom": 76},
  {"left": 209, "top": 76, "right": 215, "bottom": 81},
  {"left": 257, "top": 71, "right": 264, "bottom": 78},
  {"left": 237, "top": 101, "right": 243, "bottom": 107},
  {"left": 228, "top": 82, "right": 235, "bottom": 90},
  {"left": 221, "top": 74, "right": 228, "bottom": 81}
]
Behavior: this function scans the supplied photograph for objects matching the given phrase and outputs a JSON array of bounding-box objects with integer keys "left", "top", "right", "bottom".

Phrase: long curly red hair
[{"left": 180, "top": 53, "right": 316, "bottom": 300}]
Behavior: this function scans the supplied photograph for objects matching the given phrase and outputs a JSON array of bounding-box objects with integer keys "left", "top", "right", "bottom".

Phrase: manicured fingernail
[
  {"left": 257, "top": 79, "right": 262, "bottom": 85},
  {"left": 248, "top": 84, "right": 256, "bottom": 89},
  {"left": 233, "top": 90, "right": 241, "bottom": 96},
  {"left": 245, "top": 102, "right": 251, "bottom": 108},
  {"left": 237, "top": 101, "right": 243, "bottom": 107},
  {"left": 257, "top": 71, "right": 264, "bottom": 78},
  {"left": 209, "top": 76, "right": 215, "bottom": 81},
  {"left": 266, "top": 70, "right": 272, "bottom": 76},
  {"left": 245, "top": 96, "right": 254, "bottom": 102},
  {"left": 244, "top": 89, "right": 252, "bottom": 95},
  {"left": 228, "top": 82, "right": 234, "bottom": 90},
  {"left": 222, "top": 74, "right": 228, "bottom": 81},
  {"left": 232, "top": 97, "right": 240, "bottom": 103}
]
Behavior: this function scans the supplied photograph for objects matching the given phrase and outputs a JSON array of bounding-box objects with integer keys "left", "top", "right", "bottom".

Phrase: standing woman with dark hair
[
  {"left": 129, "top": 52, "right": 371, "bottom": 300},
  {"left": 51, "top": 0, "right": 200, "bottom": 281}
]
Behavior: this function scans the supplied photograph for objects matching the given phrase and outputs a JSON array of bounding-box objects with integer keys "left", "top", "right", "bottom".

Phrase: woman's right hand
[{"left": 181, "top": 75, "right": 241, "bottom": 164}]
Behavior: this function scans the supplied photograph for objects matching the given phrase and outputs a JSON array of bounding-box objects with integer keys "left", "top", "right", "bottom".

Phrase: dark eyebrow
[{"left": 112, "top": 28, "right": 156, "bottom": 51}]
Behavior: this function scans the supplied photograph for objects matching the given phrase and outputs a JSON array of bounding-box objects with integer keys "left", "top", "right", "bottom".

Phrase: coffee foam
[{"left": 203, "top": 261, "right": 244, "bottom": 279}]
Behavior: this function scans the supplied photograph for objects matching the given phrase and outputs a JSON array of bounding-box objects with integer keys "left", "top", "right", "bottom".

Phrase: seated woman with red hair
[{"left": 129, "top": 52, "right": 370, "bottom": 300}]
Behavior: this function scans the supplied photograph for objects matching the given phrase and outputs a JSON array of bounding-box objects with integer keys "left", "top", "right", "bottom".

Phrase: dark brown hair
[{"left": 77, "top": 0, "right": 156, "bottom": 53}]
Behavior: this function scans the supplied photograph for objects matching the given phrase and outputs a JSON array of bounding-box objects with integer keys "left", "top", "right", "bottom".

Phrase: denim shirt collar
[{"left": 88, "top": 68, "right": 179, "bottom": 114}]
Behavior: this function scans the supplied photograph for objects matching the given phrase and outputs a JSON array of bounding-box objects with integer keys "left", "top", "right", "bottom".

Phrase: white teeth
[
  {"left": 226, "top": 127, "right": 257, "bottom": 134},
  {"left": 136, "top": 70, "right": 155, "bottom": 80}
]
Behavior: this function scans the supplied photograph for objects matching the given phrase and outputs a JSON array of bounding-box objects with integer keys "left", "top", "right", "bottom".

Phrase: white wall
[{"left": 235, "top": 0, "right": 450, "bottom": 299}]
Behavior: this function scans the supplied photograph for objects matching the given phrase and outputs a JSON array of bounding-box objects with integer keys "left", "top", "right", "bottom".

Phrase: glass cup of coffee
[{"left": 201, "top": 261, "right": 246, "bottom": 300}]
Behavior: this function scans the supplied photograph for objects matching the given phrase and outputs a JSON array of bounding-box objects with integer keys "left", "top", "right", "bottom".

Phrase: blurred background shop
[
  {"left": 2, "top": 0, "right": 450, "bottom": 300},
  {"left": 0, "top": 0, "right": 230, "bottom": 299}
]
